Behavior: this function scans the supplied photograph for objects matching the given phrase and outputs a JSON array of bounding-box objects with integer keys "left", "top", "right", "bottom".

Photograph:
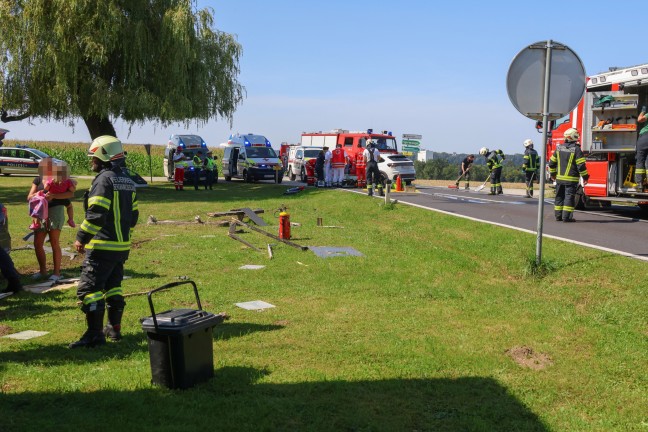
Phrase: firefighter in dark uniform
[
  {"left": 522, "top": 139, "right": 540, "bottom": 198},
  {"left": 548, "top": 128, "right": 589, "bottom": 222},
  {"left": 192, "top": 150, "right": 205, "bottom": 190},
  {"left": 70, "top": 136, "right": 139, "bottom": 348},
  {"left": 363, "top": 140, "right": 383, "bottom": 196},
  {"left": 479, "top": 147, "right": 505, "bottom": 195}
]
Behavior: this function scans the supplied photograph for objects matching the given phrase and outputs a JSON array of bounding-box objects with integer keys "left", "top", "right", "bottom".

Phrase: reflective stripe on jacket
[
  {"left": 77, "top": 166, "right": 139, "bottom": 256},
  {"left": 523, "top": 148, "right": 540, "bottom": 172},
  {"left": 486, "top": 150, "right": 505, "bottom": 171},
  {"left": 548, "top": 142, "right": 589, "bottom": 183}
]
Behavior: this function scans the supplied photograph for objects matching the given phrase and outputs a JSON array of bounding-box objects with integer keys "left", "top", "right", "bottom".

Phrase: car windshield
[
  {"left": 178, "top": 135, "right": 205, "bottom": 147},
  {"left": 371, "top": 137, "right": 397, "bottom": 151},
  {"left": 246, "top": 147, "right": 277, "bottom": 158},
  {"left": 30, "top": 149, "right": 50, "bottom": 158},
  {"left": 304, "top": 149, "right": 320, "bottom": 158}
]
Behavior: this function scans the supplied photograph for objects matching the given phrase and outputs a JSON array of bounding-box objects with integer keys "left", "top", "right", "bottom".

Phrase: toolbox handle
[{"left": 146, "top": 280, "right": 203, "bottom": 332}]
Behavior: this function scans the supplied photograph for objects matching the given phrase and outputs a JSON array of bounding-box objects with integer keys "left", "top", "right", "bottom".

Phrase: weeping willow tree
[{"left": 0, "top": 0, "right": 244, "bottom": 139}]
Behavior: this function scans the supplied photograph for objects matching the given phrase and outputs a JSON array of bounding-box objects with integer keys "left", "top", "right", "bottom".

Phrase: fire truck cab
[
  {"left": 545, "top": 63, "right": 648, "bottom": 210},
  {"left": 300, "top": 129, "right": 416, "bottom": 186}
]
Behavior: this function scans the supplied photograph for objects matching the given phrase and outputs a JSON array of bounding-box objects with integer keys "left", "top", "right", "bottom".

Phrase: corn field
[{"left": 5, "top": 140, "right": 224, "bottom": 177}]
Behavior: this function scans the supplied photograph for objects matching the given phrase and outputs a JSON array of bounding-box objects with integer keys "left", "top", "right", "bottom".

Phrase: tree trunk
[{"left": 83, "top": 115, "right": 117, "bottom": 140}]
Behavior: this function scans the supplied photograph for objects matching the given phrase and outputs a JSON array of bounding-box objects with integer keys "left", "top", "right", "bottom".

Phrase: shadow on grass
[
  {"left": 0, "top": 290, "right": 70, "bottom": 322},
  {"left": 0, "top": 366, "right": 549, "bottom": 431},
  {"left": 0, "top": 322, "right": 280, "bottom": 371},
  {"left": 213, "top": 322, "right": 284, "bottom": 341}
]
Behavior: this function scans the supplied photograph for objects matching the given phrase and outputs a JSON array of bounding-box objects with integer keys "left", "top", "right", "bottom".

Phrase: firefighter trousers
[
  {"left": 490, "top": 167, "right": 503, "bottom": 194},
  {"left": 634, "top": 134, "right": 648, "bottom": 191},
  {"left": 174, "top": 167, "right": 185, "bottom": 190},
  {"left": 554, "top": 182, "right": 577, "bottom": 221},
  {"left": 366, "top": 162, "right": 381, "bottom": 188},
  {"left": 525, "top": 171, "right": 537, "bottom": 196},
  {"left": 77, "top": 255, "right": 127, "bottom": 314}
]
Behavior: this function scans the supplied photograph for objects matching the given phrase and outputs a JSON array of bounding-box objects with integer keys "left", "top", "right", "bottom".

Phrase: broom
[
  {"left": 448, "top": 167, "right": 471, "bottom": 189},
  {"left": 475, "top": 175, "right": 490, "bottom": 192}
]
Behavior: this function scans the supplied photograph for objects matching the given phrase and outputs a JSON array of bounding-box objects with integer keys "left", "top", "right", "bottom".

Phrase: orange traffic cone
[{"left": 395, "top": 175, "right": 404, "bottom": 192}]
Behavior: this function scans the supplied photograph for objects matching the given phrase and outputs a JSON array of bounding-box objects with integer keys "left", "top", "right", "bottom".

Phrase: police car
[{"left": 0, "top": 146, "right": 51, "bottom": 176}]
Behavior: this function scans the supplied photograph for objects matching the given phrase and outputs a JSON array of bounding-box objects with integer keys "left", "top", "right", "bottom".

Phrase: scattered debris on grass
[
  {"left": 235, "top": 300, "right": 275, "bottom": 311},
  {"left": 228, "top": 218, "right": 308, "bottom": 252},
  {"left": 506, "top": 346, "right": 553, "bottom": 370},
  {"left": 296, "top": 261, "right": 308, "bottom": 266},
  {"left": 3, "top": 330, "right": 49, "bottom": 340},
  {"left": 309, "top": 246, "right": 364, "bottom": 258},
  {"left": 239, "top": 265, "right": 266, "bottom": 270}
]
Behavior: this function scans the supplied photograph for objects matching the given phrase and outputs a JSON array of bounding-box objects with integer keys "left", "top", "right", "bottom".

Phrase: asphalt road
[{"left": 353, "top": 185, "right": 648, "bottom": 262}]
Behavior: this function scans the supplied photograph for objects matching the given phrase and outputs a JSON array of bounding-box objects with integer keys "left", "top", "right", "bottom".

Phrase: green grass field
[{"left": 0, "top": 176, "right": 646, "bottom": 431}]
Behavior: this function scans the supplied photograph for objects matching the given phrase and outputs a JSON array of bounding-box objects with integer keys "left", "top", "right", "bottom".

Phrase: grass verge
[{"left": 0, "top": 176, "right": 646, "bottom": 431}]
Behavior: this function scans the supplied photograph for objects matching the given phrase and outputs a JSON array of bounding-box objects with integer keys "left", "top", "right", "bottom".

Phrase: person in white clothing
[
  {"left": 323, "top": 146, "right": 332, "bottom": 187},
  {"left": 362, "top": 141, "right": 382, "bottom": 196}
]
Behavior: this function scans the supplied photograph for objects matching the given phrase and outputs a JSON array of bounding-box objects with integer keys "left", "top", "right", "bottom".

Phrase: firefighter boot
[
  {"left": 378, "top": 185, "right": 384, "bottom": 197},
  {"left": 69, "top": 309, "right": 106, "bottom": 349},
  {"left": 368, "top": 185, "right": 373, "bottom": 196},
  {"left": 104, "top": 306, "right": 124, "bottom": 341}
]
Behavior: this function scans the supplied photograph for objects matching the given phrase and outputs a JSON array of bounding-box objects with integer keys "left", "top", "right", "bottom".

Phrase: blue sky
[{"left": 5, "top": 0, "right": 642, "bottom": 154}]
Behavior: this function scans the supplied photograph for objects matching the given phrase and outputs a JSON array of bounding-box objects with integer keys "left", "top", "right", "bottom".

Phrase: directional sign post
[
  {"left": 507, "top": 40, "right": 586, "bottom": 265},
  {"left": 402, "top": 134, "right": 422, "bottom": 156}
]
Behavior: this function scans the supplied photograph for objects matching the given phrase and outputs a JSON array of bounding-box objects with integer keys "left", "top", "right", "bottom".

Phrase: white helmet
[
  {"left": 479, "top": 147, "right": 489, "bottom": 156},
  {"left": 523, "top": 139, "right": 533, "bottom": 148},
  {"left": 87, "top": 135, "right": 124, "bottom": 162},
  {"left": 563, "top": 128, "right": 580, "bottom": 142}
]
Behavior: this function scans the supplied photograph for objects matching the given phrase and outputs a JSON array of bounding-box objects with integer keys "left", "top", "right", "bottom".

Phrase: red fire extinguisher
[{"left": 279, "top": 211, "right": 291, "bottom": 239}]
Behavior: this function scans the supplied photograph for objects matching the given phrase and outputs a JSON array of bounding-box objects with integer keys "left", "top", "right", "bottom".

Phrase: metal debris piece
[
  {"left": 309, "top": 246, "right": 364, "bottom": 259},
  {"left": 235, "top": 300, "right": 275, "bottom": 311},
  {"left": 232, "top": 219, "right": 308, "bottom": 251}
]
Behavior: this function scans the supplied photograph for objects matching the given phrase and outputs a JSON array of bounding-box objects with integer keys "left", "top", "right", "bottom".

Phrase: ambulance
[
  {"left": 163, "top": 134, "right": 213, "bottom": 183},
  {"left": 221, "top": 133, "right": 284, "bottom": 183}
]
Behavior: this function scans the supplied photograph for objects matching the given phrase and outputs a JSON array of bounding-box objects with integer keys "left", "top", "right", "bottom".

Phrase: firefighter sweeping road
[{"left": 351, "top": 185, "right": 648, "bottom": 262}]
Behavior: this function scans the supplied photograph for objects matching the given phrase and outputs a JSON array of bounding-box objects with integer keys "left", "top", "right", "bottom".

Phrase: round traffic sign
[{"left": 507, "top": 40, "right": 586, "bottom": 120}]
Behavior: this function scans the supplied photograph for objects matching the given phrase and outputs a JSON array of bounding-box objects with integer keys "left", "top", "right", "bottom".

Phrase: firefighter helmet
[
  {"left": 523, "top": 139, "right": 533, "bottom": 148},
  {"left": 87, "top": 136, "right": 124, "bottom": 162},
  {"left": 479, "top": 147, "right": 489, "bottom": 156},
  {"left": 563, "top": 128, "right": 580, "bottom": 142}
]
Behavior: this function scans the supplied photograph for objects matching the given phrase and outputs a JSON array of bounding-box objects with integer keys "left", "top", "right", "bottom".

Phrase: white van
[
  {"left": 163, "top": 134, "right": 215, "bottom": 183},
  {"left": 221, "top": 133, "right": 284, "bottom": 183}
]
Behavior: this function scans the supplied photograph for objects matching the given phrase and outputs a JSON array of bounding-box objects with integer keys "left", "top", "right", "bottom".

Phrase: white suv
[{"left": 379, "top": 153, "right": 416, "bottom": 185}]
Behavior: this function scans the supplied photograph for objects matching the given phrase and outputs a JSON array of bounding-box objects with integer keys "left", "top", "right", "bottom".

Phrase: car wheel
[
  {"left": 244, "top": 170, "right": 253, "bottom": 183},
  {"left": 405, "top": 180, "right": 412, "bottom": 186},
  {"left": 289, "top": 168, "right": 296, "bottom": 181},
  {"left": 300, "top": 167, "right": 307, "bottom": 182},
  {"left": 276, "top": 174, "right": 283, "bottom": 184},
  {"left": 224, "top": 176, "right": 232, "bottom": 181}
]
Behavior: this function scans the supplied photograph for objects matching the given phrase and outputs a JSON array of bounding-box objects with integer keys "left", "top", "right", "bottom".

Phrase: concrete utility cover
[
  {"left": 309, "top": 246, "right": 364, "bottom": 258},
  {"left": 4, "top": 330, "right": 49, "bottom": 340},
  {"left": 235, "top": 300, "right": 275, "bottom": 311},
  {"left": 239, "top": 265, "right": 266, "bottom": 270}
]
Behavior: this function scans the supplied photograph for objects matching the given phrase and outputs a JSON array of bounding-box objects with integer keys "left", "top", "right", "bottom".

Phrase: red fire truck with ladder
[{"left": 544, "top": 63, "right": 648, "bottom": 211}]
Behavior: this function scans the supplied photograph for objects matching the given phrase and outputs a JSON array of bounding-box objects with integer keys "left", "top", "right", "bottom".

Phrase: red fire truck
[
  {"left": 300, "top": 129, "right": 416, "bottom": 186},
  {"left": 544, "top": 63, "right": 648, "bottom": 210}
]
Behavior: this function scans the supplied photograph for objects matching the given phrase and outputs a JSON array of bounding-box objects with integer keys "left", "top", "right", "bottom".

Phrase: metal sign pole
[{"left": 536, "top": 40, "right": 553, "bottom": 265}]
